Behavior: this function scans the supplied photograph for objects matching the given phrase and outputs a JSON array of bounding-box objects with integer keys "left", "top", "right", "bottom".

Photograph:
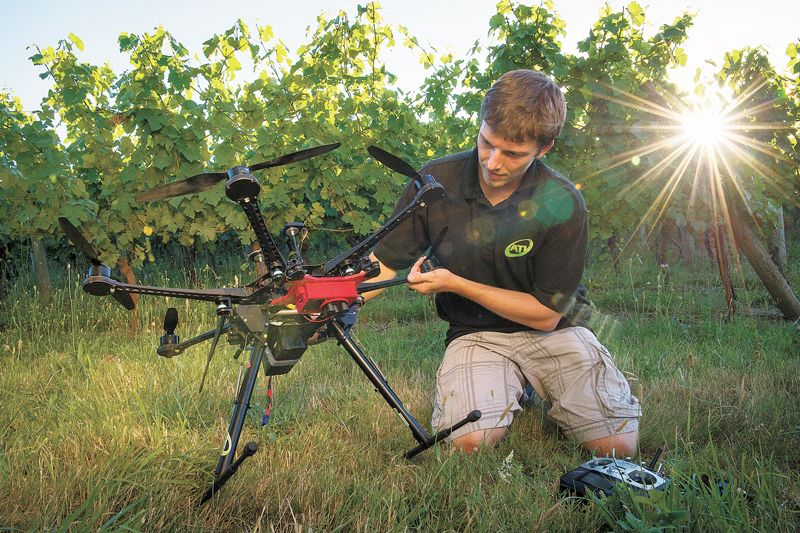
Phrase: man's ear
[{"left": 536, "top": 140, "right": 555, "bottom": 158}]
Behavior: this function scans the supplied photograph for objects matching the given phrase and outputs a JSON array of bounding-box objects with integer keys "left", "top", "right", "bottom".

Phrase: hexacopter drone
[{"left": 59, "top": 144, "right": 480, "bottom": 504}]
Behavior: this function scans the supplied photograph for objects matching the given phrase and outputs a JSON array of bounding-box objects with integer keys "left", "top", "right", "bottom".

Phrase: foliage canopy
[{"left": 1, "top": 1, "right": 798, "bottom": 266}]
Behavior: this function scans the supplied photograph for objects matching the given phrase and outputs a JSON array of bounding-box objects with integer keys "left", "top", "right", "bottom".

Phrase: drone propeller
[
  {"left": 367, "top": 145, "right": 423, "bottom": 183},
  {"left": 421, "top": 226, "right": 449, "bottom": 273},
  {"left": 58, "top": 217, "right": 102, "bottom": 266},
  {"left": 164, "top": 307, "right": 178, "bottom": 335},
  {"left": 136, "top": 143, "right": 341, "bottom": 202},
  {"left": 248, "top": 143, "right": 340, "bottom": 172},
  {"left": 57, "top": 217, "right": 136, "bottom": 310}
]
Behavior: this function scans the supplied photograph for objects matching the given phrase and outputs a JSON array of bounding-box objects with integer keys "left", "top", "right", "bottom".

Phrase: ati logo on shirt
[{"left": 504, "top": 239, "right": 534, "bottom": 257}]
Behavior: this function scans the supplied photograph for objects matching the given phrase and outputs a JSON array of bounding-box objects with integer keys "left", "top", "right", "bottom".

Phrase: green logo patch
[{"left": 504, "top": 239, "right": 533, "bottom": 257}]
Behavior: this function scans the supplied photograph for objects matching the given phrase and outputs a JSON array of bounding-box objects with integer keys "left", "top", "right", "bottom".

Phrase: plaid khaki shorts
[{"left": 431, "top": 327, "right": 641, "bottom": 443}]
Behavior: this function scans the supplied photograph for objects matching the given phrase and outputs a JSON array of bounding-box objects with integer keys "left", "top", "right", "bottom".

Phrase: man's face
[{"left": 477, "top": 121, "right": 546, "bottom": 198}]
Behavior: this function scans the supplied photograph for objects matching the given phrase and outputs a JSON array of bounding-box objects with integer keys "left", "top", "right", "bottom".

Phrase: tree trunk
[
  {"left": 725, "top": 192, "right": 800, "bottom": 321},
  {"left": 704, "top": 228, "right": 717, "bottom": 268},
  {"left": 607, "top": 235, "right": 620, "bottom": 271},
  {"left": 710, "top": 223, "right": 736, "bottom": 320},
  {"left": 656, "top": 220, "right": 673, "bottom": 266},
  {"left": 0, "top": 243, "right": 18, "bottom": 298},
  {"left": 183, "top": 245, "right": 199, "bottom": 287},
  {"left": 30, "top": 237, "right": 52, "bottom": 305},
  {"left": 117, "top": 254, "right": 140, "bottom": 334},
  {"left": 767, "top": 205, "right": 787, "bottom": 277},
  {"left": 677, "top": 222, "right": 695, "bottom": 265},
  {"left": 788, "top": 206, "right": 800, "bottom": 239},
  {"left": 206, "top": 241, "right": 219, "bottom": 274}
]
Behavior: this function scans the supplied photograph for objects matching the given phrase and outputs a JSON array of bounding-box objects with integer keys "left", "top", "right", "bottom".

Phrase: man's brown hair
[{"left": 480, "top": 70, "right": 566, "bottom": 147}]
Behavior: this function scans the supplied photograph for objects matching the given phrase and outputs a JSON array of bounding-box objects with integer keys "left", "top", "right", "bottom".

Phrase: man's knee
[
  {"left": 583, "top": 430, "right": 638, "bottom": 457},
  {"left": 451, "top": 427, "right": 507, "bottom": 453}
]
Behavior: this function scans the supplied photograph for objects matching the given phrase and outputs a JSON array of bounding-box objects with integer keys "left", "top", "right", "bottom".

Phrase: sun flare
[
  {"left": 583, "top": 78, "right": 791, "bottom": 258},
  {"left": 680, "top": 109, "right": 728, "bottom": 147}
]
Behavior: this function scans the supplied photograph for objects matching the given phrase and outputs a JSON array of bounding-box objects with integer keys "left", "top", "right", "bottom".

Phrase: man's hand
[
  {"left": 405, "top": 254, "right": 562, "bottom": 331},
  {"left": 406, "top": 255, "right": 454, "bottom": 295},
  {"left": 361, "top": 252, "right": 398, "bottom": 302}
]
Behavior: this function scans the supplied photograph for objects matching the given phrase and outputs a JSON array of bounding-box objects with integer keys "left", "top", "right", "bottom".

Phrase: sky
[{"left": 1, "top": 0, "right": 799, "bottom": 111}]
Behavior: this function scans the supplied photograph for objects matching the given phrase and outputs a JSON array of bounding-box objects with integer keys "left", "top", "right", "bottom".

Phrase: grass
[{"left": 0, "top": 246, "right": 799, "bottom": 531}]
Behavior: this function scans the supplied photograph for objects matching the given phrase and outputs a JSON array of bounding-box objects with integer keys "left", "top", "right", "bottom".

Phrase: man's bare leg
[
  {"left": 450, "top": 427, "right": 638, "bottom": 457},
  {"left": 583, "top": 430, "right": 638, "bottom": 457},
  {"left": 451, "top": 428, "right": 508, "bottom": 453}
]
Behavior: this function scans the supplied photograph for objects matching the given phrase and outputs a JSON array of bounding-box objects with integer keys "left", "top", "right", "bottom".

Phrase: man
[{"left": 366, "top": 70, "right": 641, "bottom": 456}]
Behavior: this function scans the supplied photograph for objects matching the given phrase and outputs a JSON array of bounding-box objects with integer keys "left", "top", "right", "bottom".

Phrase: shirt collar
[{"left": 460, "top": 147, "right": 541, "bottom": 206}]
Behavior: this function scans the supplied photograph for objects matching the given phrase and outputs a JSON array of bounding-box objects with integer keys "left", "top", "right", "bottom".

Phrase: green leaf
[
  {"left": 489, "top": 14, "right": 505, "bottom": 30},
  {"left": 227, "top": 54, "right": 242, "bottom": 73},
  {"left": 118, "top": 33, "right": 138, "bottom": 51},
  {"left": 627, "top": 1, "right": 645, "bottom": 26},
  {"left": 275, "top": 43, "right": 288, "bottom": 63},
  {"left": 154, "top": 150, "right": 172, "bottom": 170},
  {"left": 203, "top": 36, "right": 219, "bottom": 58},
  {"left": 62, "top": 87, "right": 87, "bottom": 106},
  {"left": 167, "top": 70, "right": 190, "bottom": 91},
  {"left": 68, "top": 32, "right": 85, "bottom": 51},
  {"left": 674, "top": 47, "right": 687, "bottom": 66},
  {"left": 259, "top": 25, "right": 274, "bottom": 42}
]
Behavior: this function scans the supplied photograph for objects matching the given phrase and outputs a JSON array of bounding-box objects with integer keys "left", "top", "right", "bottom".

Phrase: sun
[{"left": 680, "top": 108, "right": 729, "bottom": 147}]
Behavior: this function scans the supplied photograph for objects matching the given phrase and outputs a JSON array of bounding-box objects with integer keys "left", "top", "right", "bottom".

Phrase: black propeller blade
[
  {"left": 136, "top": 172, "right": 226, "bottom": 203},
  {"left": 421, "top": 226, "right": 449, "bottom": 273},
  {"left": 367, "top": 145, "right": 423, "bottom": 183},
  {"left": 58, "top": 217, "right": 102, "bottom": 266},
  {"left": 249, "top": 142, "right": 341, "bottom": 172},
  {"left": 111, "top": 290, "right": 136, "bottom": 310},
  {"left": 57, "top": 217, "right": 136, "bottom": 310},
  {"left": 136, "top": 143, "right": 341, "bottom": 202},
  {"left": 428, "top": 226, "right": 449, "bottom": 260}
]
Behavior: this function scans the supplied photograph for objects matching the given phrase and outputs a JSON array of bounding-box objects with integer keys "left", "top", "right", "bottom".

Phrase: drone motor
[
  {"left": 157, "top": 307, "right": 181, "bottom": 358},
  {"left": 225, "top": 166, "right": 261, "bottom": 202}
]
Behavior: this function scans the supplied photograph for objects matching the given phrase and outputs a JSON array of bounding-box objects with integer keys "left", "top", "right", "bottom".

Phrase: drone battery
[
  {"left": 264, "top": 320, "right": 313, "bottom": 375},
  {"left": 262, "top": 351, "right": 300, "bottom": 375}
]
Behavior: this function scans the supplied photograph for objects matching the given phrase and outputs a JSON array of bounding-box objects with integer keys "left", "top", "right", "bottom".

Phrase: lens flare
[
  {"left": 681, "top": 110, "right": 727, "bottom": 146},
  {"left": 582, "top": 78, "right": 791, "bottom": 261}
]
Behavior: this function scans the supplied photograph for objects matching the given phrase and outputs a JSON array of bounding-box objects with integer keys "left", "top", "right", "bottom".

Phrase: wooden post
[
  {"left": 117, "top": 254, "right": 140, "bottom": 334},
  {"left": 711, "top": 222, "right": 736, "bottom": 320},
  {"left": 656, "top": 221, "right": 669, "bottom": 266},
  {"left": 30, "top": 237, "right": 52, "bottom": 305},
  {"left": 677, "top": 222, "right": 695, "bottom": 265},
  {"left": 607, "top": 235, "right": 620, "bottom": 271},
  {"left": 704, "top": 228, "right": 717, "bottom": 268},
  {"left": 183, "top": 244, "right": 199, "bottom": 287}
]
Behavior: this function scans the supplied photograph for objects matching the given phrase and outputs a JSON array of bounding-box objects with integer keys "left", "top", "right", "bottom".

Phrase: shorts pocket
[{"left": 593, "top": 342, "right": 641, "bottom": 419}]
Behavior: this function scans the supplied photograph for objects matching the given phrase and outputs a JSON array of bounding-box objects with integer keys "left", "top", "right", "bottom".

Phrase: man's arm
[
  {"left": 405, "top": 256, "right": 562, "bottom": 331},
  {"left": 359, "top": 252, "right": 399, "bottom": 302}
]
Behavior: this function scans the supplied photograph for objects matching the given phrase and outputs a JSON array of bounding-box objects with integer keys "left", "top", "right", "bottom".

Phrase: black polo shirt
[{"left": 373, "top": 148, "right": 588, "bottom": 345}]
